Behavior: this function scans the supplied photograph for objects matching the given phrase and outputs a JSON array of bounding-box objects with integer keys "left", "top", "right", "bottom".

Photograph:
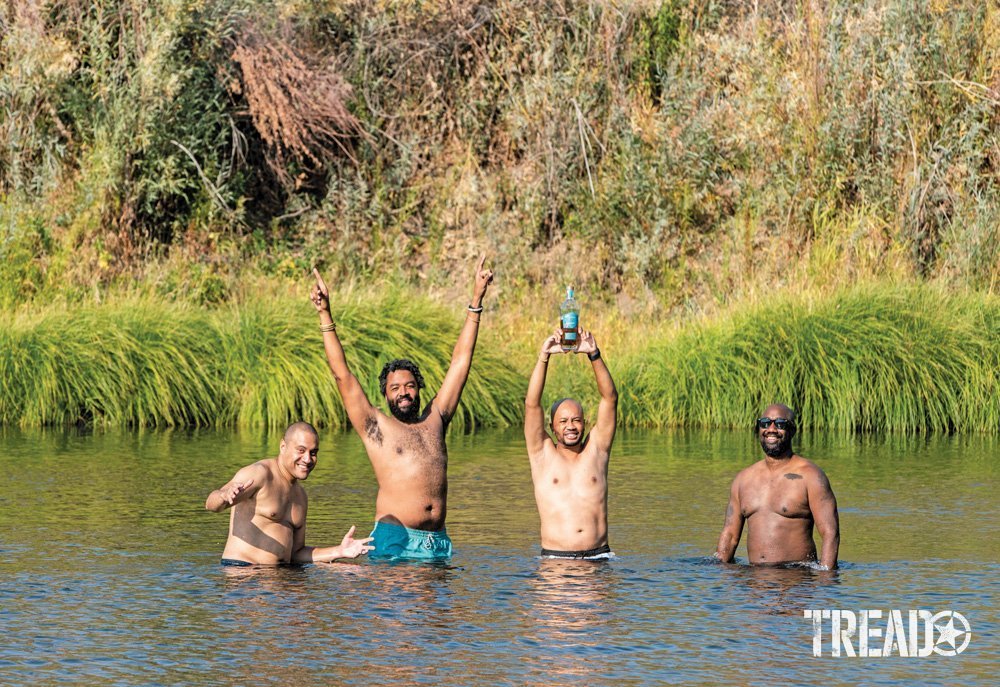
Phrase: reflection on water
[
  {"left": 0, "top": 427, "right": 997, "bottom": 686},
  {"left": 525, "top": 559, "right": 616, "bottom": 681}
]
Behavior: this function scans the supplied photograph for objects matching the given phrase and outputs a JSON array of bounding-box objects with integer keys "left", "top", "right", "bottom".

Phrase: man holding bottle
[{"left": 524, "top": 329, "right": 619, "bottom": 559}]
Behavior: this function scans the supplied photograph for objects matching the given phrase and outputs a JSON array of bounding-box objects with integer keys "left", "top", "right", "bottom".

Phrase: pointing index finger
[{"left": 312, "top": 268, "right": 329, "bottom": 295}]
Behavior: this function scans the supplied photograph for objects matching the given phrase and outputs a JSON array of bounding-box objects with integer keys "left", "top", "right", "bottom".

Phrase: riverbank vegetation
[
  {"left": 2, "top": 0, "right": 998, "bottom": 311},
  {"left": 2, "top": 284, "right": 997, "bottom": 432},
  {"left": 2, "top": 1, "right": 998, "bottom": 431}
]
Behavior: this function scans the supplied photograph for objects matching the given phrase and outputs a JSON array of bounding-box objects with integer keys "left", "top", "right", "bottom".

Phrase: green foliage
[
  {"left": 3, "top": 285, "right": 997, "bottom": 433},
  {"left": 0, "top": 291, "right": 524, "bottom": 430},
  {"left": 620, "top": 285, "right": 1000, "bottom": 433},
  {"left": 0, "top": 0, "right": 997, "bottom": 310}
]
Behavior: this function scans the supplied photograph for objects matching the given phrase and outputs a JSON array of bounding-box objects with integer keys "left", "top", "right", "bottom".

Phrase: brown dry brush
[{"left": 229, "top": 24, "right": 363, "bottom": 191}]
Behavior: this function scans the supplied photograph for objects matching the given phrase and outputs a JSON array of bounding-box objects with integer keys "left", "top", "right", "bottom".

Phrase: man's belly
[
  {"left": 536, "top": 497, "right": 608, "bottom": 551},
  {"left": 746, "top": 514, "right": 816, "bottom": 564},
  {"left": 375, "top": 485, "right": 447, "bottom": 531},
  {"left": 224, "top": 518, "right": 295, "bottom": 564}
]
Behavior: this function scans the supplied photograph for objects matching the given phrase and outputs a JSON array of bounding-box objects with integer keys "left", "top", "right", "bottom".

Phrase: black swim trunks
[
  {"left": 540, "top": 544, "right": 613, "bottom": 560},
  {"left": 220, "top": 558, "right": 254, "bottom": 567}
]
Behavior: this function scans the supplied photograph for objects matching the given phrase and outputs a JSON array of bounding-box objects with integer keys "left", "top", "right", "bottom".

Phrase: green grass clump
[
  {"left": 2, "top": 285, "right": 998, "bottom": 433},
  {"left": 621, "top": 285, "right": 1000, "bottom": 433},
  {"left": 0, "top": 293, "right": 524, "bottom": 430}
]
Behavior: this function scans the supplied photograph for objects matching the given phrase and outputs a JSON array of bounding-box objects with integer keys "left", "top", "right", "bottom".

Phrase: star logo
[{"left": 931, "top": 611, "right": 972, "bottom": 656}]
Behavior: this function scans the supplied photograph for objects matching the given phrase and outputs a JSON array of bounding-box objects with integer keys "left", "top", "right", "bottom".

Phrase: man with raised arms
[
  {"left": 205, "top": 421, "right": 373, "bottom": 565},
  {"left": 310, "top": 257, "right": 494, "bottom": 561},
  {"left": 524, "top": 329, "right": 618, "bottom": 559},
  {"left": 714, "top": 404, "right": 840, "bottom": 569}
]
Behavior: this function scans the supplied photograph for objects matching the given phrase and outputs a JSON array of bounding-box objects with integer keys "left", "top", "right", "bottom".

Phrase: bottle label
[{"left": 561, "top": 312, "right": 578, "bottom": 331}]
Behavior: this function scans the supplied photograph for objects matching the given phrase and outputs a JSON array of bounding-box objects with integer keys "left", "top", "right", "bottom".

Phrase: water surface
[{"left": 1, "top": 428, "right": 996, "bottom": 685}]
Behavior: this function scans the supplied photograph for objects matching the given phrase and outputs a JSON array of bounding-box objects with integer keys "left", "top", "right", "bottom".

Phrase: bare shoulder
[
  {"left": 237, "top": 460, "right": 272, "bottom": 481},
  {"left": 793, "top": 456, "right": 834, "bottom": 487},
  {"left": 530, "top": 436, "right": 558, "bottom": 463},
  {"left": 733, "top": 462, "right": 761, "bottom": 485}
]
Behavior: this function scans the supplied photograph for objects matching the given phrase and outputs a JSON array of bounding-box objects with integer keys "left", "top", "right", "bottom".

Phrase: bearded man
[{"left": 714, "top": 404, "right": 840, "bottom": 569}]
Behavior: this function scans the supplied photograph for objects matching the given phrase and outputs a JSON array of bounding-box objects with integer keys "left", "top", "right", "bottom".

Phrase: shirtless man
[
  {"left": 310, "top": 257, "right": 494, "bottom": 561},
  {"left": 205, "top": 422, "right": 373, "bottom": 565},
  {"left": 524, "top": 329, "right": 618, "bottom": 559},
  {"left": 715, "top": 404, "right": 840, "bottom": 569}
]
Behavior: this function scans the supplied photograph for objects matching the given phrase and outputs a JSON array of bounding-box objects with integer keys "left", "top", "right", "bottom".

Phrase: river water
[{"left": 0, "top": 427, "right": 996, "bottom": 685}]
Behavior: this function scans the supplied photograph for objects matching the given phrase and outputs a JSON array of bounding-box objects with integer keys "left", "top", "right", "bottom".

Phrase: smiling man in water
[
  {"left": 524, "top": 329, "right": 618, "bottom": 560},
  {"left": 714, "top": 404, "right": 839, "bottom": 569},
  {"left": 310, "top": 256, "right": 494, "bottom": 561},
  {"left": 205, "top": 422, "right": 373, "bottom": 565}
]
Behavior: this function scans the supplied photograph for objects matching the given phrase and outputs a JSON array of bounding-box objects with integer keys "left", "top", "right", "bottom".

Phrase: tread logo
[{"left": 803, "top": 610, "right": 971, "bottom": 657}]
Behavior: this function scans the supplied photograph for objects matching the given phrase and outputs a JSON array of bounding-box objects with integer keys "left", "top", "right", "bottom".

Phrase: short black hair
[
  {"left": 284, "top": 421, "right": 318, "bottom": 443},
  {"left": 379, "top": 359, "right": 426, "bottom": 396}
]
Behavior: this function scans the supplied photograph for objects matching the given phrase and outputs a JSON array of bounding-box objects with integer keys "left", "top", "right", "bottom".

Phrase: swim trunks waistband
[
  {"left": 220, "top": 558, "right": 254, "bottom": 567},
  {"left": 540, "top": 544, "right": 613, "bottom": 560},
  {"left": 369, "top": 521, "right": 453, "bottom": 561}
]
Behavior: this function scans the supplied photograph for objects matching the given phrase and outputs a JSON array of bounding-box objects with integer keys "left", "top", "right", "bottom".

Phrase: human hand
[
  {"left": 576, "top": 330, "right": 598, "bottom": 355},
  {"left": 220, "top": 479, "right": 254, "bottom": 506},
  {"left": 471, "top": 255, "right": 494, "bottom": 305},
  {"left": 339, "top": 526, "right": 375, "bottom": 558},
  {"left": 310, "top": 268, "right": 331, "bottom": 313},
  {"left": 540, "top": 330, "right": 564, "bottom": 356}
]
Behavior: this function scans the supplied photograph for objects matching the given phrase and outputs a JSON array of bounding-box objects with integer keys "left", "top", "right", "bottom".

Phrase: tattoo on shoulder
[
  {"left": 784, "top": 473, "right": 803, "bottom": 480},
  {"left": 364, "top": 415, "right": 383, "bottom": 447}
]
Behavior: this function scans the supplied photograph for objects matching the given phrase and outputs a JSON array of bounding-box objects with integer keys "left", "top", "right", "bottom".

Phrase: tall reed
[
  {"left": 619, "top": 285, "right": 1000, "bottom": 433},
  {"left": 2, "top": 285, "right": 997, "bottom": 433},
  {"left": 0, "top": 293, "right": 525, "bottom": 430}
]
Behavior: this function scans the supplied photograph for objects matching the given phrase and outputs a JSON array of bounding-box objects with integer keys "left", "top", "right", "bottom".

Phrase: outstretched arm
[
  {"left": 311, "top": 269, "right": 377, "bottom": 434},
  {"left": 525, "top": 332, "right": 564, "bottom": 456},
  {"left": 808, "top": 468, "right": 840, "bottom": 570},
  {"left": 575, "top": 331, "right": 618, "bottom": 451},
  {"left": 432, "top": 255, "right": 494, "bottom": 423},
  {"left": 291, "top": 525, "right": 374, "bottom": 564},
  {"left": 714, "top": 478, "right": 745, "bottom": 562},
  {"left": 205, "top": 464, "right": 263, "bottom": 512}
]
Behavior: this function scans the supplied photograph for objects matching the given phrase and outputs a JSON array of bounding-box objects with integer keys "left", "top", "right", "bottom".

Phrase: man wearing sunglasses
[{"left": 714, "top": 404, "right": 839, "bottom": 569}]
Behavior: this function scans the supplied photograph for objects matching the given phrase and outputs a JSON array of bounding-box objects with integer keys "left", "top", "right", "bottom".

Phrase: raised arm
[
  {"left": 714, "top": 477, "right": 745, "bottom": 562},
  {"left": 524, "top": 332, "right": 564, "bottom": 456},
  {"left": 205, "top": 464, "right": 263, "bottom": 512},
  {"left": 291, "top": 525, "right": 374, "bottom": 564},
  {"left": 575, "top": 331, "right": 618, "bottom": 451},
  {"left": 807, "top": 467, "right": 840, "bottom": 570},
  {"left": 432, "top": 255, "right": 494, "bottom": 423},
  {"left": 311, "top": 269, "right": 377, "bottom": 434}
]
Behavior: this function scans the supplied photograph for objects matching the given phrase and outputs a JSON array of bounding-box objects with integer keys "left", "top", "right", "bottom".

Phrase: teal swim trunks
[{"left": 369, "top": 521, "right": 453, "bottom": 561}]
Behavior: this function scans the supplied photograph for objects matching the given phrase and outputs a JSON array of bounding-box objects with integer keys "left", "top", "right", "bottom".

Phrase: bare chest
[
  {"left": 534, "top": 450, "right": 608, "bottom": 498},
  {"left": 739, "top": 475, "right": 810, "bottom": 519},
  {"left": 372, "top": 421, "right": 447, "bottom": 475},
  {"left": 253, "top": 485, "right": 305, "bottom": 528}
]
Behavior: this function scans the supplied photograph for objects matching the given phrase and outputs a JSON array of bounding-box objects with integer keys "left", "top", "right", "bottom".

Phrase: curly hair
[{"left": 379, "top": 359, "right": 426, "bottom": 396}]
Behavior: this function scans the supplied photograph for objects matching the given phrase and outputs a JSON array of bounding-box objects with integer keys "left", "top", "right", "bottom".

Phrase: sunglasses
[{"left": 757, "top": 417, "right": 793, "bottom": 430}]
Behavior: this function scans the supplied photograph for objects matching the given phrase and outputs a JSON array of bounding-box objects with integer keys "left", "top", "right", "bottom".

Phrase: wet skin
[
  {"left": 311, "top": 257, "right": 493, "bottom": 532},
  {"left": 525, "top": 331, "right": 618, "bottom": 552},
  {"left": 716, "top": 405, "right": 840, "bottom": 569}
]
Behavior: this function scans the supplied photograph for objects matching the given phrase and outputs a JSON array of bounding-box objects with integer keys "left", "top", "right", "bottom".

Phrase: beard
[
  {"left": 760, "top": 433, "right": 792, "bottom": 458},
  {"left": 559, "top": 432, "right": 582, "bottom": 447},
  {"left": 387, "top": 394, "right": 421, "bottom": 423}
]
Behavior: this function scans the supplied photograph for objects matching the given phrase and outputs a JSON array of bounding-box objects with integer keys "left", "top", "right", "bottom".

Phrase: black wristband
[{"left": 587, "top": 349, "right": 601, "bottom": 362}]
